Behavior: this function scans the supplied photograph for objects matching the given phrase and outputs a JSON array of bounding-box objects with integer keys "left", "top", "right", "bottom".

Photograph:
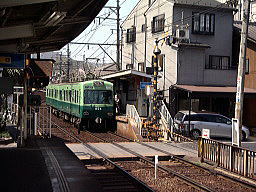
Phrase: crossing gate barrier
[{"left": 198, "top": 137, "right": 256, "bottom": 179}]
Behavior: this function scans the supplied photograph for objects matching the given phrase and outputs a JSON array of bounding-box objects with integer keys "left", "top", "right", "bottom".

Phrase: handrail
[
  {"left": 159, "top": 100, "right": 174, "bottom": 133},
  {"left": 126, "top": 104, "right": 142, "bottom": 135}
]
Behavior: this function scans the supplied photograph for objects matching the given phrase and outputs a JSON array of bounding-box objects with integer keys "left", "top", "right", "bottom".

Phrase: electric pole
[
  {"left": 59, "top": 52, "right": 62, "bottom": 82},
  {"left": 234, "top": 0, "right": 250, "bottom": 147},
  {"left": 116, "top": 0, "right": 120, "bottom": 70},
  {"left": 67, "top": 43, "right": 70, "bottom": 81}
]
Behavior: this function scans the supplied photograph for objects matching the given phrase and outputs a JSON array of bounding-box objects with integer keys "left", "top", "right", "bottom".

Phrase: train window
[
  {"left": 76, "top": 91, "right": 78, "bottom": 103},
  {"left": 84, "top": 90, "right": 113, "bottom": 104},
  {"left": 75, "top": 90, "right": 77, "bottom": 103}
]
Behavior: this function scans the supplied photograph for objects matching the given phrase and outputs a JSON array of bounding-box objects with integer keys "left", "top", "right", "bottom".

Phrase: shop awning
[{"left": 171, "top": 85, "right": 256, "bottom": 98}]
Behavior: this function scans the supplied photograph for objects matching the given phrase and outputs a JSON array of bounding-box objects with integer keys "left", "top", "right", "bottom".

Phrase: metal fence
[
  {"left": 33, "top": 106, "right": 52, "bottom": 138},
  {"left": 198, "top": 137, "right": 256, "bottom": 179}
]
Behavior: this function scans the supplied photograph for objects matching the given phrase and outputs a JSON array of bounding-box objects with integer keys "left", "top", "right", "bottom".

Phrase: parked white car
[{"left": 174, "top": 111, "right": 250, "bottom": 141}]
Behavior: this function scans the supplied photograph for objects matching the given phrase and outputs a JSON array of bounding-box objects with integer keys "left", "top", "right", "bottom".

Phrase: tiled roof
[
  {"left": 234, "top": 22, "right": 256, "bottom": 43},
  {"left": 173, "top": 0, "right": 232, "bottom": 8}
]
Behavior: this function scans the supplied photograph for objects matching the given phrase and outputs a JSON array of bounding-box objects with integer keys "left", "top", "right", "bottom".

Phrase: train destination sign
[{"left": 0, "top": 53, "right": 25, "bottom": 68}]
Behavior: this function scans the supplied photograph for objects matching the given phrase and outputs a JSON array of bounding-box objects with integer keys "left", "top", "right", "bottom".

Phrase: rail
[
  {"left": 198, "top": 137, "right": 256, "bottom": 179},
  {"left": 126, "top": 104, "right": 142, "bottom": 135}
]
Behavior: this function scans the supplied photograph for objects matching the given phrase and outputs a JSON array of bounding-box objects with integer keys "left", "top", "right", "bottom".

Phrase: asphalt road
[{"left": 213, "top": 136, "right": 256, "bottom": 152}]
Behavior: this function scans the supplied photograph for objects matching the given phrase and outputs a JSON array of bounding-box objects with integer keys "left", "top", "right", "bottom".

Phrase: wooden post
[
  {"left": 217, "top": 143, "right": 221, "bottom": 166},
  {"left": 199, "top": 137, "right": 204, "bottom": 163},
  {"left": 230, "top": 146, "right": 234, "bottom": 171},
  {"left": 243, "top": 150, "right": 248, "bottom": 177}
]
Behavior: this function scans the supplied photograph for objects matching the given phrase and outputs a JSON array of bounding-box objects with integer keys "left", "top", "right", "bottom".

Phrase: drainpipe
[{"left": 120, "top": 26, "right": 123, "bottom": 70}]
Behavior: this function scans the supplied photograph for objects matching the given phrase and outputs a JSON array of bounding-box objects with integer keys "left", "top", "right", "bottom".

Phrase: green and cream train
[{"left": 46, "top": 80, "right": 114, "bottom": 130}]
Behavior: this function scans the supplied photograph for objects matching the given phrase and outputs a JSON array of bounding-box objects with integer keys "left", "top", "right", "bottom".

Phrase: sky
[{"left": 61, "top": 0, "right": 139, "bottom": 63}]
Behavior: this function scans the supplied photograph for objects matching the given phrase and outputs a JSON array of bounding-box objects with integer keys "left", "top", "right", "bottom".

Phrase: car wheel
[
  {"left": 242, "top": 131, "right": 246, "bottom": 141},
  {"left": 191, "top": 129, "right": 201, "bottom": 140}
]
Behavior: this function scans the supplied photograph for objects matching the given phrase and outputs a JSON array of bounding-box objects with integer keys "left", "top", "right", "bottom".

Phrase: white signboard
[
  {"left": 145, "top": 85, "right": 153, "bottom": 96},
  {"left": 155, "top": 155, "right": 158, "bottom": 179},
  {"left": 202, "top": 129, "right": 210, "bottom": 139},
  {"left": 155, "top": 155, "right": 158, "bottom": 164},
  {"left": 232, "top": 118, "right": 239, "bottom": 146}
]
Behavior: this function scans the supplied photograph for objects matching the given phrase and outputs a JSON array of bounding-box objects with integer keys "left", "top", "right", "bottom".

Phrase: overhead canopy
[
  {"left": 171, "top": 85, "right": 256, "bottom": 98},
  {"left": 101, "top": 69, "right": 152, "bottom": 80},
  {"left": 0, "top": 0, "right": 108, "bottom": 53}
]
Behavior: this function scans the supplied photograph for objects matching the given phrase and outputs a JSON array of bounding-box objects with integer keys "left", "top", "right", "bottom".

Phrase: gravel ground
[{"left": 118, "top": 161, "right": 201, "bottom": 192}]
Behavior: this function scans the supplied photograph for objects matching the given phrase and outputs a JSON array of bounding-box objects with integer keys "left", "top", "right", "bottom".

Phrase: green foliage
[
  {"left": 0, "top": 131, "right": 11, "bottom": 138},
  {"left": 2, "top": 68, "right": 24, "bottom": 86}
]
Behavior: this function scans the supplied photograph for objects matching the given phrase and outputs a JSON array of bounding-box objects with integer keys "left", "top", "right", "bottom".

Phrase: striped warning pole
[{"left": 152, "top": 39, "right": 161, "bottom": 130}]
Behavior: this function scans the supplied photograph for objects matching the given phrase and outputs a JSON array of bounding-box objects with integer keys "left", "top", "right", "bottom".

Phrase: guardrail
[
  {"left": 126, "top": 104, "right": 142, "bottom": 136},
  {"left": 159, "top": 100, "right": 174, "bottom": 133},
  {"left": 158, "top": 102, "right": 193, "bottom": 142},
  {"left": 198, "top": 137, "right": 256, "bottom": 179}
]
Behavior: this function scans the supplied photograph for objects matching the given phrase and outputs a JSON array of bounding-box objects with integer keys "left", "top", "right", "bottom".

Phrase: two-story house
[{"left": 122, "top": 0, "right": 240, "bottom": 116}]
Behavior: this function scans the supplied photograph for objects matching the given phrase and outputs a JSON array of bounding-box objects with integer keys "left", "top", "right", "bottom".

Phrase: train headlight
[
  {"left": 83, "top": 111, "right": 89, "bottom": 116},
  {"left": 107, "top": 112, "right": 113, "bottom": 116}
]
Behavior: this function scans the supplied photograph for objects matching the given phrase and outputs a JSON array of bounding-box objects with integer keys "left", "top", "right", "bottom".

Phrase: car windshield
[
  {"left": 174, "top": 112, "right": 185, "bottom": 122},
  {"left": 84, "top": 90, "right": 113, "bottom": 104}
]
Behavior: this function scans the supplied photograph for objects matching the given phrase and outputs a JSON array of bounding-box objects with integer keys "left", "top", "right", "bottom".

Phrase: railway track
[
  {"left": 36, "top": 99, "right": 256, "bottom": 191},
  {"left": 86, "top": 131, "right": 256, "bottom": 191},
  {"left": 48, "top": 116, "right": 256, "bottom": 191}
]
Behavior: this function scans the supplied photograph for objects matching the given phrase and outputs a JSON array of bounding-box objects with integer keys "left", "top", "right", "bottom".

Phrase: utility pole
[
  {"left": 116, "top": 0, "right": 120, "bottom": 70},
  {"left": 67, "top": 43, "right": 70, "bottom": 81},
  {"left": 59, "top": 52, "right": 62, "bottom": 82},
  {"left": 234, "top": 0, "right": 250, "bottom": 147}
]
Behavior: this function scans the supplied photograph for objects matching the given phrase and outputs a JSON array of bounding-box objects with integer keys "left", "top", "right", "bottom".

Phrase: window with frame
[
  {"left": 246, "top": 59, "right": 249, "bottom": 74},
  {"left": 60, "top": 90, "right": 62, "bottom": 100},
  {"left": 126, "top": 64, "right": 133, "bottom": 69},
  {"left": 141, "top": 24, "right": 146, "bottom": 32},
  {"left": 152, "top": 14, "right": 165, "bottom": 33},
  {"left": 192, "top": 12, "right": 215, "bottom": 35},
  {"left": 138, "top": 62, "right": 145, "bottom": 72},
  {"left": 126, "top": 27, "right": 136, "bottom": 43},
  {"left": 207, "top": 55, "right": 231, "bottom": 70}
]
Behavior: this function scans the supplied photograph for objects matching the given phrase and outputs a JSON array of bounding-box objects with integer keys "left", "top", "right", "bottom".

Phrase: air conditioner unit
[{"left": 176, "top": 28, "right": 189, "bottom": 40}]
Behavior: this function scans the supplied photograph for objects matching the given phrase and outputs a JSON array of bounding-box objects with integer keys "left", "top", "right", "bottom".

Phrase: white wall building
[{"left": 121, "top": 0, "right": 236, "bottom": 102}]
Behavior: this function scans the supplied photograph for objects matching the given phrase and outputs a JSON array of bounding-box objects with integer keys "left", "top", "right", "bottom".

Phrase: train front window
[{"left": 84, "top": 90, "right": 113, "bottom": 104}]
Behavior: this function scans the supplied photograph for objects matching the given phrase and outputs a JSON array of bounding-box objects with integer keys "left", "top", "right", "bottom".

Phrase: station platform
[{"left": 0, "top": 136, "right": 101, "bottom": 192}]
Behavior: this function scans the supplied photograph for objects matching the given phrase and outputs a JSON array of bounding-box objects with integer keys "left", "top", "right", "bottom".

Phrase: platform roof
[
  {"left": 101, "top": 69, "right": 152, "bottom": 80},
  {"left": 0, "top": 0, "right": 108, "bottom": 53}
]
